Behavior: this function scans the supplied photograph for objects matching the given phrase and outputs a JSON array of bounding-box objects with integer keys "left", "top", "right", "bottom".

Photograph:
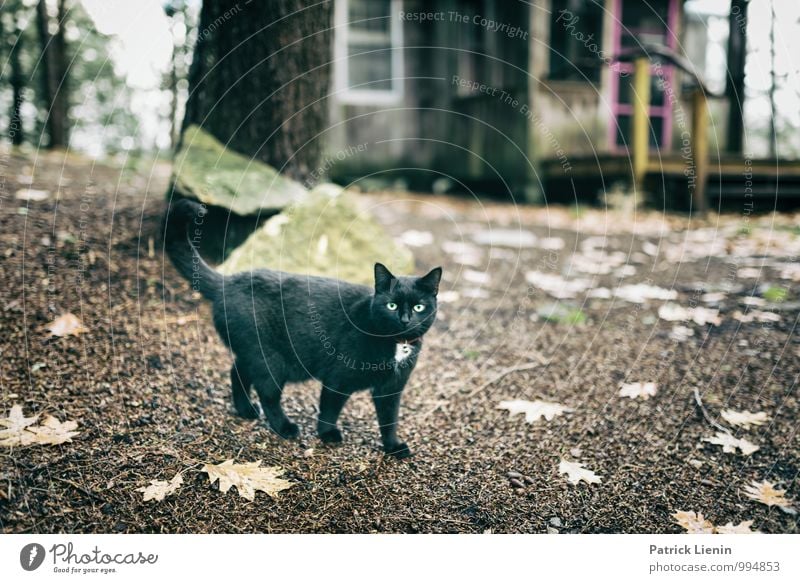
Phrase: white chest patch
[{"left": 395, "top": 342, "right": 414, "bottom": 363}]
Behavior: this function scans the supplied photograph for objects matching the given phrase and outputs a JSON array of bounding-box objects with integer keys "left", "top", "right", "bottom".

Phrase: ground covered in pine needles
[{"left": 1, "top": 148, "right": 798, "bottom": 533}]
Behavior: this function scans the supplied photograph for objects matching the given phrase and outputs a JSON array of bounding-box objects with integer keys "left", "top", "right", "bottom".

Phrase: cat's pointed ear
[
  {"left": 374, "top": 262, "right": 396, "bottom": 293},
  {"left": 417, "top": 267, "right": 442, "bottom": 295}
]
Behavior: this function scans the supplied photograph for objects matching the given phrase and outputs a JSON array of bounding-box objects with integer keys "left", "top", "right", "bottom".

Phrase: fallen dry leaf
[
  {"left": 658, "top": 304, "right": 721, "bottom": 325},
  {"left": 26, "top": 416, "right": 81, "bottom": 445},
  {"left": 137, "top": 472, "right": 184, "bottom": 502},
  {"left": 497, "top": 400, "right": 573, "bottom": 423},
  {"left": 525, "top": 271, "right": 592, "bottom": 299},
  {"left": 673, "top": 510, "right": 715, "bottom": 533},
  {"left": 16, "top": 188, "right": 50, "bottom": 201},
  {"left": 558, "top": 459, "right": 602, "bottom": 485},
  {"left": 619, "top": 382, "right": 658, "bottom": 400},
  {"left": 670, "top": 325, "right": 694, "bottom": 342},
  {"left": 202, "top": 460, "right": 294, "bottom": 501},
  {"left": 45, "top": 313, "right": 88, "bottom": 337},
  {"left": 721, "top": 410, "right": 769, "bottom": 429},
  {"left": 715, "top": 521, "right": 760, "bottom": 534},
  {"left": 744, "top": 480, "right": 796, "bottom": 514},
  {"left": 732, "top": 310, "right": 780, "bottom": 323},
  {"left": 673, "top": 511, "right": 759, "bottom": 534},
  {"left": 702, "top": 432, "right": 759, "bottom": 455},
  {"left": 614, "top": 284, "right": 677, "bottom": 304},
  {"left": 0, "top": 405, "right": 40, "bottom": 446},
  {"left": 0, "top": 406, "right": 80, "bottom": 447}
]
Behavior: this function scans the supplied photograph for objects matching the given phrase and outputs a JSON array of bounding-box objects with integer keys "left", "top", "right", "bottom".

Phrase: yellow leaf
[
  {"left": 202, "top": 460, "right": 294, "bottom": 501},
  {"left": 45, "top": 313, "right": 89, "bottom": 337},
  {"left": 137, "top": 473, "right": 183, "bottom": 502},
  {"left": 497, "top": 400, "right": 573, "bottom": 423},
  {"left": 744, "top": 480, "right": 795, "bottom": 513}
]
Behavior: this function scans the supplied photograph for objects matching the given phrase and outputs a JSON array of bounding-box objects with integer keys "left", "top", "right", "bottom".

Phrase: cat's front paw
[
  {"left": 384, "top": 442, "right": 412, "bottom": 459},
  {"left": 233, "top": 399, "right": 260, "bottom": 419},
  {"left": 318, "top": 427, "right": 343, "bottom": 444},
  {"left": 272, "top": 420, "right": 300, "bottom": 440}
]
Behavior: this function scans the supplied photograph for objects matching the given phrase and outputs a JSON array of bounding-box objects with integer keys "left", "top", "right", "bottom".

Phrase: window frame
[
  {"left": 334, "top": 0, "right": 405, "bottom": 105},
  {"left": 548, "top": 0, "right": 606, "bottom": 84}
]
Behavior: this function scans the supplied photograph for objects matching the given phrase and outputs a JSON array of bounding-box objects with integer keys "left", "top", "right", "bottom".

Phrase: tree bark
[
  {"left": 725, "top": 0, "right": 748, "bottom": 155},
  {"left": 9, "top": 26, "right": 24, "bottom": 146},
  {"left": 4, "top": 3, "right": 25, "bottom": 145},
  {"left": 182, "top": 0, "right": 332, "bottom": 183},
  {"left": 36, "top": 0, "right": 69, "bottom": 148}
]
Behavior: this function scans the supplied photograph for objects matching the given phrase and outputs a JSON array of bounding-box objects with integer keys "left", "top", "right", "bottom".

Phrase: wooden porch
[
  {"left": 540, "top": 48, "right": 800, "bottom": 212},
  {"left": 541, "top": 154, "right": 800, "bottom": 210}
]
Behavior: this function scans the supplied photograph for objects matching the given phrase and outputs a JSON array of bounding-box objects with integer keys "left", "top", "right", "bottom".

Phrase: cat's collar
[{"left": 396, "top": 337, "right": 421, "bottom": 345}]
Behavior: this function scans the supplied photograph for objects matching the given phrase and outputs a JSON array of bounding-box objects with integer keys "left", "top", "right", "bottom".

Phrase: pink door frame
[{"left": 608, "top": 0, "right": 680, "bottom": 152}]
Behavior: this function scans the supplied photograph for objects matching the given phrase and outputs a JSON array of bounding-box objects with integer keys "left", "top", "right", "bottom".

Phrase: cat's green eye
[
  {"left": 386, "top": 302, "right": 398, "bottom": 311},
  {"left": 413, "top": 304, "right": 426, "bottom": 312}
]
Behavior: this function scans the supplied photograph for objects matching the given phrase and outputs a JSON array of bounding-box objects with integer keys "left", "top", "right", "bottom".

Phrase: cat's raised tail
[{"left": 164, "top": 198, "right": 223, "bottom": 300}]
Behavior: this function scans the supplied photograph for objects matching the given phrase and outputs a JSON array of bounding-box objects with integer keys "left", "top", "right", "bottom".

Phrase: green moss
[
  {"left": 218, "top": 186, "right": 414, "bottom": 285},
  {"left": 763, "top": 286, "right": 788, "bottom": 303},
  {"left": 538, "top": 302, "right": 587, "bottom": 325},
  {"left": 172, "top": 125, "right": 307, "bottom": 215}
]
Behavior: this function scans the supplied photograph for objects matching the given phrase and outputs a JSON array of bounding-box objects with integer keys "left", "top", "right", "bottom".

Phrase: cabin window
[
  {"left": 334, "top": 0, "right": 404, "bottom": 104},
  {"left": 549, "top": 0, "right": 605, "bottom": 83}
]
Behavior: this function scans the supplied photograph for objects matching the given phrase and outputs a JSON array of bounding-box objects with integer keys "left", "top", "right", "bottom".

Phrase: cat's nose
[{"left": 400, "top": 313, "right": 410, "bottom": 324}]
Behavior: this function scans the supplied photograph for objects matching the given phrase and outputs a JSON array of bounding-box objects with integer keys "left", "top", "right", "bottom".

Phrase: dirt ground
[{"left": 1, "top": 149, "right": 798, "bottom": 533}]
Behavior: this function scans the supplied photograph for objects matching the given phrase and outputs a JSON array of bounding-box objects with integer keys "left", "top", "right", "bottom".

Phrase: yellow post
[
  {"left": 691, "top": 89, "right": 710, "bottom": 214},
  {"left": 631, "top": 57, "right": 651, "bottom": 207}
]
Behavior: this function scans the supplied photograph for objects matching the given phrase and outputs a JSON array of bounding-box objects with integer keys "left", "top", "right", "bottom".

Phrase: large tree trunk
[
  {"left": 9, "top": 30, "right": 24, "bottom": 146},
  {"left": 36, "top": 0, "right": 69, "bottom": 148},
  {"left": 725, "top": 0, "right": 748, "bottom": 155},
  {"left": 4, "top": 3, "right": 25, "bottom": 145},
  {"left": 182, "top": 0, "right": 332, "bottom": 183}
]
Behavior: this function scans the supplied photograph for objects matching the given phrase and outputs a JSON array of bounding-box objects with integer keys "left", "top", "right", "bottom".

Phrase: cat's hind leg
[
  {"left": 317, "top": 385, "right": 351, "bottom": 443},
  {"left": 249, "top": 359, "right": 299, "bottom": 439},
  {"left": 230, "top": 360, "right": 259, "bottom": 419}
]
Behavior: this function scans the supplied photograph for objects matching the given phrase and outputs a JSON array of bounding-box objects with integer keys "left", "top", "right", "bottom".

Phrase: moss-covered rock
[
  {"left": 218, "top": 184, "right": 414, "bottom": 284},
  {"left": 172, "top": 125, "right": 307, "bottom": 216}
]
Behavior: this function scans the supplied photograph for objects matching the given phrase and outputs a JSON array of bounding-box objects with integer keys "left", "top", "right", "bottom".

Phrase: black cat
[{"left": 165, "top": 199, "right": 441, "bottom": 458}]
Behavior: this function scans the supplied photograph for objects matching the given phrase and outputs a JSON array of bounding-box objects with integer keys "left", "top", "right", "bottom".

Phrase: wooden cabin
[{"left": 327, "top": 0, "right": 800, "bottom": 211}]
